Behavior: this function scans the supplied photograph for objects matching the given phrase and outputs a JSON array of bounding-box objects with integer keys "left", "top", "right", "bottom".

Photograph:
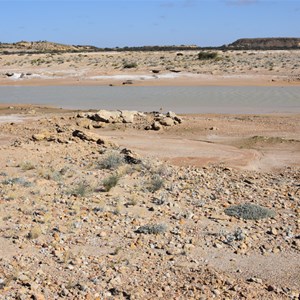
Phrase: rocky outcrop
[
  {"left": 72, "top": 129, "right": 100, "bottom": 142},
  {"left": 227, "top": 38, "right": 300, "bottom": 50},
  {"left": 120, "top": 148, "right": 141, "bottom": 164},
  {"left": 148, "top": 111, "right": 183, "bottom": 130},
  {"left": 83, "top": 109, "right": 183, "bottom": 131},
  {"left": 88, "top": 110, "right": 139, "bottom": 124},
  {"left": 32, "top": 131, "right": 54, "bottom": 141},
  {"left": 72, "top": 129, "right": 118, "bottom": 148},
  {"left": 90, "top": 110, "right": 121, "bottom": 123},
  {"left": 151, "top": 121, "right": 163, "bottom": 131}
]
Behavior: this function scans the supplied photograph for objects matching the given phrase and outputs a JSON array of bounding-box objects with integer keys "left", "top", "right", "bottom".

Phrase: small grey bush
[
  {"left": 224, "top": 203, "right": 275, "bottom": 220},
  {"left": 50, "top": 171, "right": 63, "bottom": 182},
  {"left": 146, "top": 175, "right": 164, "bottom": 192},
  {"left": 135, "top": 224, "right": 167, "bottom": 234},
  {"left": 98, "top": 152, "right": 124, "bottom": 170},
  {"left": 69, "top": 181, "right": 93, "bottom": 197},
  {"left": 2, "top": 177, "right": 32, "bottom": 187},
  {"left": 224, "top": 228, "right": 245, "bottom": 244}
]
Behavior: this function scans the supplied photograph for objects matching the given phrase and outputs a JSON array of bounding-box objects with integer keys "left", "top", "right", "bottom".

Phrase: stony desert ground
[
  {"left": 0, "top": 49, "right": 300, "bottom": 86},
  {"left": 0, "top": 46, "right": 300, "bottom": 299},
  {"left": 0, "top": 105, "right": 299, "bottom": 299}
]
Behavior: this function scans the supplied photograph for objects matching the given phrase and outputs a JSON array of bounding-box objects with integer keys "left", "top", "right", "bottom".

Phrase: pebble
[{"left": 248, "top": 277, "right": 263, "bottom": 284}]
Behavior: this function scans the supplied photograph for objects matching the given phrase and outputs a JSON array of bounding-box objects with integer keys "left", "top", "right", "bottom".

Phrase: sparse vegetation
[
  {"left": 2, "top": 177, "right": 32, "bottom": 187},
  {"left": 146, "top": 174, "right": 164, "bottom": 192},
  {"left": 98, "top": 152, "right": 125, "bottom": 170},
  {"left": 20, "top": 161, "right": 36, "bottom": 171},
  {"left": 224, "top": 203, "right": 276, "bottom": 220},
  {"left": 123, "top": 61, "right": 138, "bottom": 68},
  {"left": 135, "top": 223, "right": 167, "bottom": 234},
  {"left": 198, "top": 51, "right": 218, "bottom": 60},
  {"left": 69, "top": 180, "right": 93, "bottom": 197},
  {"left": 0, "top": 86, "right": 299, "bottom": 299},
  {"left": 38, "top": 166, "right": 68, "bottom": 181},
  {"left": 102, "top": 174, "right": 120, "bottom": 192}
]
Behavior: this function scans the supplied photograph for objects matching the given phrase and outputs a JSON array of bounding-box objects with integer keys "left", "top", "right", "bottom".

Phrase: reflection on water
[{"left": 0, "top": 86, "right": 299, "bottom": 114}]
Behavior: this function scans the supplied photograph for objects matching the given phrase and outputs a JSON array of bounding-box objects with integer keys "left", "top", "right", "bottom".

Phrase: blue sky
[{"left": 0, "top": 0, "right": 299, "bottom": 47}]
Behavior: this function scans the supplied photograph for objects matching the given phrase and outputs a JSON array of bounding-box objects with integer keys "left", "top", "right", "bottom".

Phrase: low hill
[
  {"left": 0, "top": 40, "right": 100, "bottom": 54},
  {"left": 226, "top": 38, "right": 300, "bottom": 50}
]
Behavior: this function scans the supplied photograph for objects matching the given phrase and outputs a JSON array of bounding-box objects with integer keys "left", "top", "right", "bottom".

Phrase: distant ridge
[
  {"left": 0, "top": 40, "right": 99, "bottom": 54},
  {"left": 1, "top": 38, "right": 300, "bottom": 54},
  {"left": 0, "top": 40, "right": 203, "bottom": 54},
  {"left": 226, "top": 38, "right": 300, "bottom": 50}
]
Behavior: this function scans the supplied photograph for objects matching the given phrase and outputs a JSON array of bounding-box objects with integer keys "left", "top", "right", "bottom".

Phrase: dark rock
[
  {"left": 120, "top": 148, "right": 141, "bottom": 164},
  {"left": 122, "top": 80, "right": 133, "bottom": 85}
]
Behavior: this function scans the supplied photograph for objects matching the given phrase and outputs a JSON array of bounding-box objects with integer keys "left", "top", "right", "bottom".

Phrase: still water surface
[{"left": 0, "top": 86, "right": 299, "bottom": 114}]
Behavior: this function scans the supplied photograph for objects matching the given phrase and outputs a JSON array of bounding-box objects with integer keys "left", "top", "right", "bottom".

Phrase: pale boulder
[
  {"left": 160, "top": 117, "right": 175, "bottom": 126},
  {"left": 120, "top": 110, "right": 137, "bottom": 123},
  {"left": 76, "top": 119, "right": 92, "bottom": 129},
  {"left": 92, "top": 110, "right": 121, "bottom": 123}
]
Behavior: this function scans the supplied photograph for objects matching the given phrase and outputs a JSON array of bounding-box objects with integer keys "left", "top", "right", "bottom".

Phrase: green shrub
[
  {"left": 102, "top": 174, "right": 119, "bottom": 192},
  {"left": 123, "top": 61, "right": 137, "bottom": 68},
  {"left": 198, "top": 51, "right": 218, "bottom": 60},
  {"left": 224, "top": 203, "right": 275, "bottom": 220}
]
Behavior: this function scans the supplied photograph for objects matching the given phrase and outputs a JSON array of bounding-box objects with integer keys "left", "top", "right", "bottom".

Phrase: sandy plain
[
  {"left": 0, "top": 49, "right": 299, "bottom": 299},
  {"left": 0, "top": 50, "right": 300, "bottom": 86}
]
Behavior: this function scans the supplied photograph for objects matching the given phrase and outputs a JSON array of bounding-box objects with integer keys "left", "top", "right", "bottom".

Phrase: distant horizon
[
  {"left": 1, "top": 1, "right": 299, "bottom": 48},
  {"left": 2, "top": 36, "right": 300, "bottom": 49}
]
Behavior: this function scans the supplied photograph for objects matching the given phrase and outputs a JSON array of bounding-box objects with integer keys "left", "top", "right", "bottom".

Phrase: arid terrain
[
  {"left": 0, "top": 105, "right": 299, "bottom": 299},
  {"left": 1, "top": 48, "right": 300, "bottom": 86},
  {"left": 0, "top": 40, "right": 300, "bottom": 299}
]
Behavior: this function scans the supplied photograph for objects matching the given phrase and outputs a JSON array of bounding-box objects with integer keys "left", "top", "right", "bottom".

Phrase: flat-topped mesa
[{"left": 227, "top": 38, "right": 300, "bottom": 50}]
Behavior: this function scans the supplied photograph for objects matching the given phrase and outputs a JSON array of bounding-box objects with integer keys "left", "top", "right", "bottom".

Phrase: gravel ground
[{"left": 0, "top": 107, "right": 299, "bottom": 299}]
